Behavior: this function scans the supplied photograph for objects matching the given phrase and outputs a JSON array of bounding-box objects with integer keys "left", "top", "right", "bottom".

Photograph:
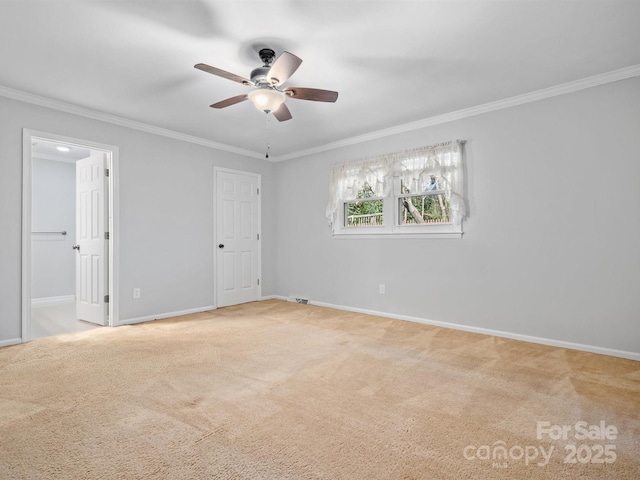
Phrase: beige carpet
[{"left": 1, "top": 300, "right": 639, "bottom": 479}]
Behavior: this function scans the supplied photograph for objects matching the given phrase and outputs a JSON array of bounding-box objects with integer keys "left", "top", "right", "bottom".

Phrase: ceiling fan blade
[
  {"left": 194, "top": 63, "right": 253, "bottom": 86},
  {"left": 284, "top": 87, "right": 338, "bottom": 103},
  {"left": 272, "top": 103, "right": 292, "bottom": 122},
  {"left": 268, "top": 52, "right": 302, "bottom": 86},
  {"left": 210, "top": 94, "right": 248, "bottom": 109}
]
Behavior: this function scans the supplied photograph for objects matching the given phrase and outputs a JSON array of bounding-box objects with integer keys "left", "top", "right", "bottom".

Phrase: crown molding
[
  {"left": 0, "top": 85, "right": 264, "bottom": 160},
  {"left": 2, "top": 64, "right": 639, "bottom": 163},
  {"left": 272, "top": 64, "right": 640, "bottom": 162}
]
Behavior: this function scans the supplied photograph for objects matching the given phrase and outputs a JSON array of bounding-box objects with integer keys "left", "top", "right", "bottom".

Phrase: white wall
[
  {"left": 274, "top": 77, "right": 640, "bottom": 357},
  {"left": 2, "top": 78, "right": 638, "bottom": 357},
  {"left": 0, "top": 96, "right": 277, "bottom": 344},
  {"left": 31, "top": 158, "right": 75, "bottom": 299}
]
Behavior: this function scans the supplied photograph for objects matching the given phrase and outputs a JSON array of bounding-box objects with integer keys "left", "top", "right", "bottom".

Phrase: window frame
[
  {"left": 338, "top": 194, "right": 393, "bottom": 236},
  {"left": 343, "top": 195, "right": 385, "bottom": 229},
  {"left": 335, "top": 177, "right": 462, "bottom": 239},
  {"left": 327, "top": 140, "right": 465, "bottom": 239}
]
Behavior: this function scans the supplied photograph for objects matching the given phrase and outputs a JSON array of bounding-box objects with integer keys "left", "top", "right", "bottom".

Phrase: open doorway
[{"left": 21, "top": 130, "right": 119, "bottom": 341}]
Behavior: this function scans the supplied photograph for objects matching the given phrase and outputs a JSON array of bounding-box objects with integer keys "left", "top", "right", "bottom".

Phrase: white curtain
[
  {"left": 393, "top": 140, "right": 466, "bottom": 226},
  {"left": 326, "top": 140, "right": 466, "bottom": 228},
  {"left": 325, "top": 156, "right": 391, "bottom": 228}
]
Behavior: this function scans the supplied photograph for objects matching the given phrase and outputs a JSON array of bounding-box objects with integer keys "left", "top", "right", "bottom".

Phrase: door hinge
[
  {"left": 105, "top": 168, "right": 110, "bottom": 177},
  {"left": 105, "top": 231, "right": 110, "bottom": 240},
  {"left": 257, "top": 188, "right": 260, "bottom": 195},
  {"left": 257, "top": 233, "right": 260, "bottom": 240},
  {"left": 104, "top": 294, "right": 110, "bottom": 303},
  {"left": 257, "top": 278, "right": 260, "bottom": 286}
]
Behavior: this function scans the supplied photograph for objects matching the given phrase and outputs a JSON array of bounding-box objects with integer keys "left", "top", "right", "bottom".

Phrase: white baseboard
[
  {"left": 118, "top": 297, "right": 294, "bottom": 327},
  {"left": 0, "top": 337, "right": 23, "bottom": 348},
  {"left": 32, "top": 295, "right": 75, "bottom": 306},
  {"left": 74, "top": 295, "right": 638, "bottom": 362},
  {"left": 306, "top": 300, "right": 640, "bottom": 362},
  {"left": 116, "top": 305, "right": 216, "bottom": 327}
]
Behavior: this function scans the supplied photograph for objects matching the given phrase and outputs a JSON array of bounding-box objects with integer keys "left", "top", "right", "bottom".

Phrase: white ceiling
[
  {"left": 2, "top": 1, "right": 639, "bottom": 160},
  {"left": 31, "top": 138, "right": 91, "bottom": 163}
]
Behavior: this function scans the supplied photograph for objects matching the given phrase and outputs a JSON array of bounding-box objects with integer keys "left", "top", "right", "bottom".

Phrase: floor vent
[{"left": 288, "top": 296, "right": 309, "bottom": 304}]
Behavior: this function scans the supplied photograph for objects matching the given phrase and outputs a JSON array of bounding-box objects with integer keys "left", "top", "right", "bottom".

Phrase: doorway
[
  {"left": 21, "top": 130, "right": 119, "bottom": 341},
  {"left": 215, "top": 167, "right": 261, "bottom": 308}
]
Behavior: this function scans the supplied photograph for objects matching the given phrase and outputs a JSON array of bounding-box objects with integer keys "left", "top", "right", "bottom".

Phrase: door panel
[
  {"left": 223, "top": 200, "right": 235, "bottom": 237},
  {"left": 241, "top": 251, "right": 253, "bottom": 288},
  {"left": 240, "top": 201, "right": 252, "bottom": 238},
  {"left": 76, "top": 152, "right": 107, "bottom": 325},
  {"left": 216, "top": 170, "right": 260, "bottom": 307},
  {"left": 223, "top": 252, "right": 235, "bottom": 291}
]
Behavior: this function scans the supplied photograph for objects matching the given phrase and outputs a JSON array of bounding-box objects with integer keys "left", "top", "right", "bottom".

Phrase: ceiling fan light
[{"left": 247, "top": 88, "right": 285, "bottom": 113}]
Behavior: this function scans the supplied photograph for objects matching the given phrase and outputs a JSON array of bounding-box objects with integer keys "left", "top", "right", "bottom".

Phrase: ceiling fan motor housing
[
  {"left": 252, "top": 48, "right": 278, "bottom": 86},
  {"left": 250, "top": 66, "right": 272, "bottom": 86}
]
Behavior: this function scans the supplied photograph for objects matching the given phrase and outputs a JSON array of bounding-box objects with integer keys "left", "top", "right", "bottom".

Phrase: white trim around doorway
[{"left": 21, "top": 129, "right": 120, "bottom": 342}]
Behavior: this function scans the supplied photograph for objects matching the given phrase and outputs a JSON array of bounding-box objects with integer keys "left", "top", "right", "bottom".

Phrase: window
[
  {"left": 326, "top": 140, "right": 465, "bottom": 238},
  {"left": 345, "top": 182, "right": 384, "bottom": 228},
  {"left": 398, "top": 178, "right": 450, "bottom": 226}
]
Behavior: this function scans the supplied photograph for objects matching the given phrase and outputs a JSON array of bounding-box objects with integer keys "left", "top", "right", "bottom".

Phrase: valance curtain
[{"left": 326, "top": 140, "right": 466, "bottom": 228}]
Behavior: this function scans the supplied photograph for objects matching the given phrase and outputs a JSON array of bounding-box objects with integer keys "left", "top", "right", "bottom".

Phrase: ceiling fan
[{"left": 194, "top": 48, "right": 338, "bottom": 122}]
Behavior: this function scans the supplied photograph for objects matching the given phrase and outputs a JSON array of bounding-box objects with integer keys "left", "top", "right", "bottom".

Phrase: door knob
[
  {"left": 72, "top": 244, "right": 80, "bottom": 251},
  {"left": 218, "top": 244, "right": 224, "bottom": 249}
]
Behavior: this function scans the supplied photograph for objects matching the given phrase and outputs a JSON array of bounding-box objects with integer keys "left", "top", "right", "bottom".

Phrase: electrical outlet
[
  {"left": 132, "top": 288, "right": 141, "bottom": 299},
  {"left": 379, "top": 284, "right": 385, "bottom": 294}
]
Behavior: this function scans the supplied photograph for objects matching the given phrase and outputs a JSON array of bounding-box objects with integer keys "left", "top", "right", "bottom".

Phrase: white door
[
  {"left": 75, "top": 152, "right": 108, "bottom": 325},
  {"left": 216, "top": 170, "right": 260, "bottom": 307}
]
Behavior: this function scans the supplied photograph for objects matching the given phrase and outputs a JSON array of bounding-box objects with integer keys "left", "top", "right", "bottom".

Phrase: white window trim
[
  {"left": 335, "top": 215, "right": 462, "bottom": 239},
  {"left": 334, "top": 176, "right": 463, "bottom": 238},
  {"left": 327, "top": 140, "right": 466, "bottom": 239},
  {"left": 337, "top": 194, "right": 393, "bottom": 236}
]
